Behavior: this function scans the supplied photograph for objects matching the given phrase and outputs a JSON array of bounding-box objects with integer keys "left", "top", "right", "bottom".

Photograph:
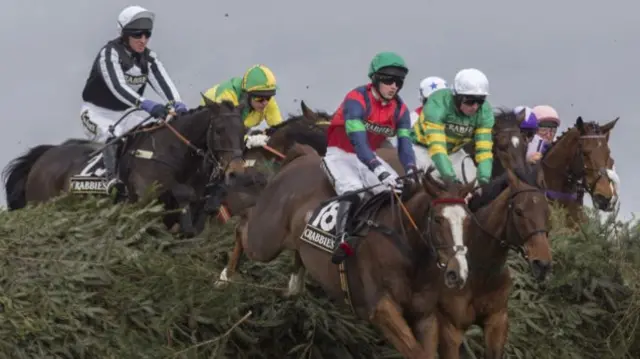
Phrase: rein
[{"left": 471, "top": 188, "right": 548, "bottom": 260}]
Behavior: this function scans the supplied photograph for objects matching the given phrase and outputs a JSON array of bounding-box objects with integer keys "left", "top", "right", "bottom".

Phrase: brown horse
[
  {"left": 219, "top": 143, "right": 477, "bottom": 358},
  {"left": 2, "top": 99, "right": 247, "bottom": 237},
  {"left": 540, "top": 116, "right": 619, "bottom": 226},
  {"left": 425, "top": 164, "right": 552, "bottom": 359}
]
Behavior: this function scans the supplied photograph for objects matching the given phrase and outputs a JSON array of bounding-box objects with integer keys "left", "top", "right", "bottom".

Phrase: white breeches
[
  {"left": 321, "top": 146, "right": 399, "bottom": 197},
  {"left": 413, "top": 144, "right": 477, "bottom": 185},
  {"left": 80, "top": 102, "right": 150, "bottom": 142}
]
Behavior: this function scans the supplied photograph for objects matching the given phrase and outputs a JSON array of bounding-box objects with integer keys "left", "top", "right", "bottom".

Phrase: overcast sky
[{"left": 0, "top": 0, "right": 636, "bottom": 221}]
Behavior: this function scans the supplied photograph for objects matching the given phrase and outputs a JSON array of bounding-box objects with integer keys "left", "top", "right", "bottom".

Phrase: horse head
[
  {"left": 542, "top": 116, "right": 619, "bottom": 211},
  {"left": 492, "top": 108, "right": 528, "bottom": 174},
  {"left": 503, "top": 165, "right": 552, "bottom": 281},
  {"left": 417, "top": 167, "right": 476, "bottom": 289},
  {"left": 200, "top": 94, "right": 247, "bottom": 185}
]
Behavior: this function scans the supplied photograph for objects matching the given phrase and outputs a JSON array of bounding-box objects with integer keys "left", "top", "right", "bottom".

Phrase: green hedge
[{"left": 0, "top": 196, "right": 637, "bottom": 358}]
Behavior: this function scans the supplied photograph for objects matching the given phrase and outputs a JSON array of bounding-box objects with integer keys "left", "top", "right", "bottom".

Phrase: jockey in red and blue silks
[{"left": 321, "top": 51, "right": 417, "bottom": 264}]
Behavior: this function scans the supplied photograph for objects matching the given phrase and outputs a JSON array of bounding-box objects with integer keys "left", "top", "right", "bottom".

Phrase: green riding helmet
[
  {"left": 242, "top": 64, "right": 278, "bottom": 97},
  {"left": 367, "top": 51, "right": 409, "bottom": 79}
]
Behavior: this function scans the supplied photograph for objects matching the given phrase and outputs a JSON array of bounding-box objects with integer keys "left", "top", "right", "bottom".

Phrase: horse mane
[
  {"left": 493, "top": 107, "right": 521, "bottom": 130},
  {"left": 541, "top": 118, "right": 602, "bottom": 158}
]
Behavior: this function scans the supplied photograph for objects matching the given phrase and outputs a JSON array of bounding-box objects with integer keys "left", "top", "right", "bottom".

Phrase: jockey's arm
[
  {"left": 146, "top": 51, "right": 182, "bottom": 105},
  {"left": 474, "top": 103, "right": 495, "bottom": 184},
  {"left": 263, "top": 98, "right": 284, "bottom": 127},
  {"left": 395, "top": 104, "right": 417, "bottom": 172},
  {"left": 98, "top": 45, "right": 144, "bottom": 107},
  {"left": 343, "top": 96, "right": 381, "bottom": 171},
  {"left": 421, "top": 98, "right": 458, "bottom": 181}
]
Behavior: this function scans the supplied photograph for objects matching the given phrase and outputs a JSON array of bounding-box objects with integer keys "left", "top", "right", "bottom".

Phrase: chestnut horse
[
  {"left": 424, "top": 164, "right": 552, "bottom": 359},
  {"left": 540, "top": 116, "right": 619, "bottom": 226},
  {"left": 219, "top": 143, "right": 476, "bottom": 359}
]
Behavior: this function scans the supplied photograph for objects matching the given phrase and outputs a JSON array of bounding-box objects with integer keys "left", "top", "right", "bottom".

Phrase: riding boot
[
  {"left": 330, "top": 200, "right": 355, "bottom": 264},
  {"left": 102, "top": 142, "right": 125, "bottom": 198}
]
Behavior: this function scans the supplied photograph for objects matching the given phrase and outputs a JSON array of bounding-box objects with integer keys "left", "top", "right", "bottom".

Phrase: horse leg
[
  {"left": 414, "top": 313, "right": 439, "bottom": 359},
  {"left": 437, "top": 317, "right": 465, "bottom": 359},
  {"left": 216, "top": 215, "right": 247, "bottom": 288},
  {"left": 369, "top": 294, "right": 426, "bottom": 359},
  {"left": 482, "top": 309, "right": 508, "bottom": 359},
  {"left": 284, "top": 251, "right": 306, "bottom": 297},
  {"left": 170, "top": 184, "right": 198, "bottom": 238}
]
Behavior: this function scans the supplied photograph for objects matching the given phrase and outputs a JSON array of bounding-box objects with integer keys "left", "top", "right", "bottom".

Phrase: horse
[
  {"left": 461, "top": 108, "right": 529, "bottom": 181},
  {"left": 539, "top": 116, "right": 619, "bottom": 226},
  {"left": 218, "top": 142, "right": 477, "bottom": 358},
  {"left": 425, "top": 164, "right": 552, "bottom": 359},
  {"left": 197, "top": 100, "right": 332, "bottom": 225},
  {"left": 2, "top": 99, "right": 247, "bottom": 237}
]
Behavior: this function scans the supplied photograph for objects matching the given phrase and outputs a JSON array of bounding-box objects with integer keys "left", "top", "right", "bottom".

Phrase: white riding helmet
[
  {"left": 117, "top": 5, "right": 155, "bottom": 33},
  {"left": 453, "top": 68, "right": 489, "bottom": 96},
  {"left": 419, "top": 76, "right": 447, "bottom": 102}
]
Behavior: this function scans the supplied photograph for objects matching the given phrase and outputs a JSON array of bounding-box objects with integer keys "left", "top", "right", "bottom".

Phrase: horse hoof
[{"left": 214, "top": 267, "right": 232, "bottom": 289}]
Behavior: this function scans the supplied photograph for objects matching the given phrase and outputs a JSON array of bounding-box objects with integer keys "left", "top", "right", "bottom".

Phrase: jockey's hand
[
  {"left": 141, "top": 99, "right": 169, "bottom": 119},
  {"left": 527, "top": 152, "right": 542, "bottom": 163},
  {"left": 373, "top": 166, "right": 400, "bottom": 192},
  {"left": 172, "top": 101, "right": 188, "bottom": 114}
]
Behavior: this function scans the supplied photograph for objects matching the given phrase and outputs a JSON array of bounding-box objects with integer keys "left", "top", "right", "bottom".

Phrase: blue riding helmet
[{"left": 514, "top": 105, "right": 538, "bottom": 130}]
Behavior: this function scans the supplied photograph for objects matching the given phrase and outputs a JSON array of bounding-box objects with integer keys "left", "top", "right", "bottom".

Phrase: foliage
[{"left": 0, "top": 196, "right": 638, "bottom": 358}]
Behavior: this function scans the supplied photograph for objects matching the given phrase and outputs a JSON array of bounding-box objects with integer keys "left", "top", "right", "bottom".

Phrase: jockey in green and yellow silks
[{"left": 201, "top": 64, "right": 284, "bottom": 130}]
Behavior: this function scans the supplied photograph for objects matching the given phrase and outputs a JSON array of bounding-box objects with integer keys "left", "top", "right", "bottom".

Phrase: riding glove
[
  {"left": 140, "top": 99, "right": 169, "bottom": 119},
  {"left": 172, "top": 101, "right": 188, "bottom": 114},
  {"left": 373, "top": 165, "right": 401, "bottom": 193}
]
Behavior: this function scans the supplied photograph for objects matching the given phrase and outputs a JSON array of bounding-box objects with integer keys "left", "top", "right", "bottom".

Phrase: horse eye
[
  {"left": 514, "top": 208, "right": 524, "bottom": 216},
  {"left": 434, "top": 216, "right": 444, "bottom": 224}
]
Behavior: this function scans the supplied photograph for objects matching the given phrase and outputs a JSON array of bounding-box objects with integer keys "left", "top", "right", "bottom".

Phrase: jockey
[
  {"left": 80, "top": 5, "right": 186, "bottom": 196},
  {"left": 526, "top": 105, "right": 561, "bottom": 163},
  {"left": 412, "top": 68, "right": 495, "bottom": 185},
  {"left": 322, "top": 51, "right": 417, "bottom": 264},
  {"left": 411, "top": 76, "right": 448, "bottom": 126},
  {"left": 201, "top": 65, "right": 284, "bottom": 135},
  {"left": 513, "top": 106, "right": 542, "bottom": 163}
]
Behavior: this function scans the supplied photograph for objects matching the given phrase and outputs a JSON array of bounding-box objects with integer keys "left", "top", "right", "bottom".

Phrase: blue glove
[
  {"left": 140, "top": 99, "right": 168, "bottom": 119},
  {"left": 172, "top": 101, "right": 188, "bottom": 114}
]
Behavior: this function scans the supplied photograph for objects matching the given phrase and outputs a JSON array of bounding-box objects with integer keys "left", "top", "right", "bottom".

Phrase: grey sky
[{"left": 1, "top": 0, "right": 636, "bottom": 221}]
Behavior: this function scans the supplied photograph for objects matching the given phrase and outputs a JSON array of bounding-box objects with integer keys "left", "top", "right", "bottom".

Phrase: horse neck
[
  {"left": 168, "top": 110, "right": 211, "bottom": 149},
  {"left": 541, "top": 129, "right": 579, "bottom": 190},
  {"left": 469, "top": 189, "right": 511, "bottom": 278}
]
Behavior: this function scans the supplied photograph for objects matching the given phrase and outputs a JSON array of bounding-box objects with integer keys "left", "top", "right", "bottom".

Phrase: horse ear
[
  {"left": 300, "top": 100, "right": 317, "bottom": 120},
  {"left": 200, "top": 92, "right": 218, "bottom": 108},
  {"left": 460, "top": 179, "right": 477, "bottom": 198},
  {"left": 535, "top": 164, "right": 546, "bottom": 188},
  {"left": 575, "top": 116, "right": 585, "bottom": 134},
  {"left": 421, "top": 166, "right": 442, "bottom": 197},
  {"left": 506, "top": 167, "right": 519, "bottom": 188},
  {"left": 600, "top": 117, "right": 619, "bottom": 138}
]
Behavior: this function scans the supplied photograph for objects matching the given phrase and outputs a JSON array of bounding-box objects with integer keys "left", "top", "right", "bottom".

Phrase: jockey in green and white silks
[{"left": 411, "top": 68, "right": 495, "bottom": 185}]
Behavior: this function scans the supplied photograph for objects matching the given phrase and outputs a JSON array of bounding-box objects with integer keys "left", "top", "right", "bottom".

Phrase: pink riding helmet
[{"left": 532, "top": 105, "right": 560, "bottom": 127}]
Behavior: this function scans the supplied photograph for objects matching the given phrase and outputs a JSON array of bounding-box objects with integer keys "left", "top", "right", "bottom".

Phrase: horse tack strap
[{"left": 162, "top": 122, "right": 206, "bottom": 156}]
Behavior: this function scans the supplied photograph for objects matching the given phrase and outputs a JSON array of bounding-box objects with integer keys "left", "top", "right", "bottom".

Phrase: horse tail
[
  {"left": 281, "top": 143, "right": 319, "bottom": 167},
  {"left": 2, "top": 144, "right": 55, "bottom": 210}
]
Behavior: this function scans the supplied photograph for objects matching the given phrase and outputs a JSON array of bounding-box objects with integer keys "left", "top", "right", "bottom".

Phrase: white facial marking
[
  {"left": 511, "top": 135, "right": 520, "bottom": 149},
  {"left": 442, "top": 205, "right": 469, "bottom": 283}
]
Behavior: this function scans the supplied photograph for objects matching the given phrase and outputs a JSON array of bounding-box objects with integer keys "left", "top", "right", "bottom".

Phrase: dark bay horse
[
  {"left": 461, "top": 108, "right": 529, "bottom": 180},
  {"left": 539, "top": 116, "right": 619, "bottom": 226},
  {"left": 2, "top": 99, "right": 247, "bottom": 236},
  {"left": 426, "top": 164, "right": 552, "bottom": 359},
  {"left": 219, "top": 143, "right": 476, "bottom": 359},
  {"left": 202, "top": 100, "right": 332, "bottom": 225}
]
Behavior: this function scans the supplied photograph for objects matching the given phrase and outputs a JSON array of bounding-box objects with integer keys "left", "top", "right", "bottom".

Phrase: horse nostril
[
  {"left": 445, "top": 270, "right": 459, "bottom": 284},
  {"left": 532, "top": 259, "right": 551, "bottom": 273}
]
